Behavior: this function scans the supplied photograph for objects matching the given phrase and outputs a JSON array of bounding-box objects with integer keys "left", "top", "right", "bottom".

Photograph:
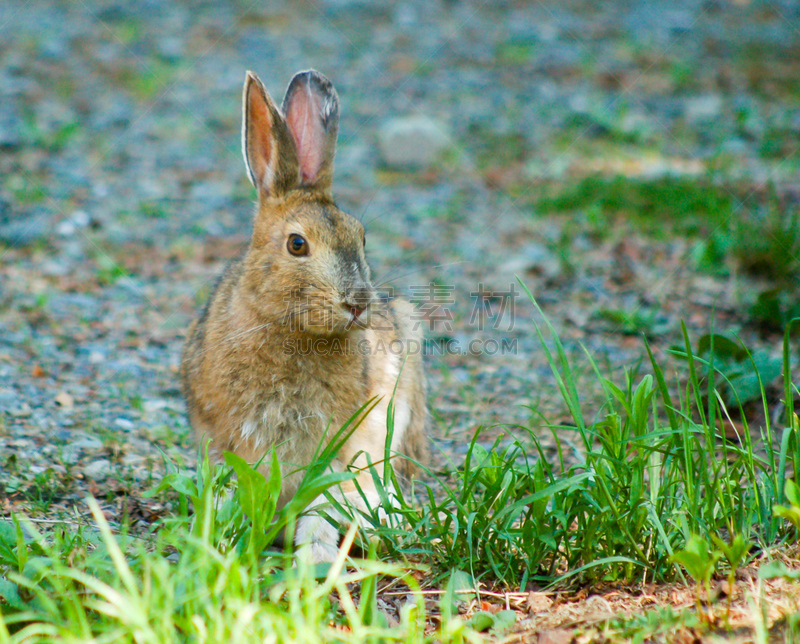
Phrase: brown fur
[{"left": 181, "top": 70, "right": 427, "bottom": 561}]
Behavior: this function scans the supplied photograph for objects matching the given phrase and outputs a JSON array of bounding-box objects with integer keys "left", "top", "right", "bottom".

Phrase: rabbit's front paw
[{"left": 294, "top": 513, "right": 341, "bottom": 563}]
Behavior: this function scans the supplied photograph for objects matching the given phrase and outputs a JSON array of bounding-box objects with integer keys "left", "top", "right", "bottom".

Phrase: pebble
[
  {"left": 684, "top": 95, "right": 723, "bottom": 122},
  {"left": 71, "top": 436, "right": 104, "bottom": 451},
  {"left": 496, "top": 244, "right": 562, "bottom": 283},
  {"left": 8, "top": 404, "right": 33, "bottom": 418},
  {"left": 0, "top": 106, "right": 23, "bottom": 149},
  {"left": 0, "top": 212, "right": 50, "bottom": 247},
  {"left": 57, "top": 220, "right": 77, "bottom": 237},
  {"left": 377, "top": 116, "right": 451, "bottom": 169},
  {"left": 114, "top": 418, "right": 135, "bottom": 431},
  {"left": 157, "top": 37, "right": 185, "bottom": 61},
  {"left": 143, "top": 399, "right": 170, "bottom": 413},
  {"left": 55, "top": 392, "right": 74, "bottom": 409},
  {"left": 83, "top": 459, "right": 112, "bottom": 481},
  {"left": 42, "top": 260, "right": 70, "bottom": 276}
]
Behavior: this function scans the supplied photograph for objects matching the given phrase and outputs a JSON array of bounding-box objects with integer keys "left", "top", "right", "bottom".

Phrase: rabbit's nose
[
  {"left": 345, "top": 284, "right": 374, "bottom": 309},
  {"left": 347, "top": 304, "right": 365, "bottom": 319}
]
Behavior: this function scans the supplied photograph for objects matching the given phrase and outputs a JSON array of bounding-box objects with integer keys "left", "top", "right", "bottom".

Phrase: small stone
[
  {"left": 377, "top": 116, "right": 451, "bottom": 169},
  {"left": 8, "top": 403, "right": 32, "bottom": 418},
  {"left": 121, "top": 453, "right": 145, "bottom": 466},
  {"left": 684, "top": 95, "right": 722, "bottom": 122},
  {"left": 71, "top": 436, "right": 103, "bottom": 451},
  {"left": 618, "top": 111, "right": 651, "bottom": 138},
  {"left": 321, "top": 0, "right": 389, "bottom": 11},
  {"left": 60, "top": 445, "right": 79, "bottom": 464},
  {"left": 40, "top": 37, "right": 68, "bottom": 58},
  {"left": 42, "top": 260, "right": 70, "bottom": 277},
  {"left": 83, "top": 459, "right": 112, "bottom": 481},
  {"left": 114, "top": 418, "right": 135, "bottom": 431},
  {"left": 71, "top": 210, "right": 90, "bottom": 227},
  {"left": 667, "top": 9, "right": 694, "bottom": 34},
  {"left": 0, "top": 106, "right": 23, "bottom": 149},
  {"left": 499, "top": 244, "right": 561, "bottom": 281},
  {"left": 722, "top": 138, "right": 749, "bottom": 155},
  {"left": 156, "top": 37, "right": 184, "bottom": 61},
  {"left": 0, "top": 210, "right": 50, "bottom": 247},
  {"left": 143, "top": 399, "right": 169, "bottom": 413},
  {"left": 55, "top": 392, "right": 74, "bottom": 409},
  {"left": 392, "top": 4, "right": 416, "bottom": 26},
  {"left": 57, "top": 220, "right": 76, "bottom": 236}
]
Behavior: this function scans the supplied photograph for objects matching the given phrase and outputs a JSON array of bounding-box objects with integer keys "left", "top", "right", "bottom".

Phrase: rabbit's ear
[
  {"left": 281, "top": 70, "right": 339, "bottom": 194},
  {"left": 242, "top": 71, "right": 300, "bottom": 197}
]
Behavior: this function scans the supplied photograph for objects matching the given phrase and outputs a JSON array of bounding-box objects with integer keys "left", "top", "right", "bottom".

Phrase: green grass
[
  {"left": 495, "top": 40, "right": 537, "bottom": 66},
  {"left": 121, "top": 59, "right": 181, "bottom": 100},
  {"left": 759, "top": 127, "right": 800, "bottom": 160},
  {"left": 85, "top": 240, "right": 131, "bottom": 286},
  {"left": 538, "top": 177, "right": 800, "bottom": 333},
  {"left": 138, "top": 201, "right": 169, "bottom": 220},
  {"left": 365, "top": 300, "right": 799, "bottom": 590},
  {"left": 0, "top": 409, "right": 480, "bottom": 643},
  {"left": 1, "top": 291, "right": 799, "bottom": 641},
  {"left": 464, "top": 124, "right": 528, "bottom": 171},
  {"left": 535, "top": 175, "right": 736, "bottom": 237},
  {"left": 597, "top": 307, "right": 667, "bottom": 337},
  {"left": 4, "top": 174, "right": 47, "bottom": 206}
]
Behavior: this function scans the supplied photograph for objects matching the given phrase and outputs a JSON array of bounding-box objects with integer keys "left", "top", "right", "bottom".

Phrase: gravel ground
[{"left": 1, "top": 0, "right": 799, "bottom": 519}]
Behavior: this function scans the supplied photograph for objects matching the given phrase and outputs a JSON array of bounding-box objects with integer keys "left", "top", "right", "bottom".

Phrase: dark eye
[
  {"left": 287, "top": 234, "right": 308, "bottom": 256},
  {"left": 362, "top": 232, "right": 366, "bottom": 247}
]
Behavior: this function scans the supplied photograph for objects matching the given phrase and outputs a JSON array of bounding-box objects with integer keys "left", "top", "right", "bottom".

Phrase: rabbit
[{"left": 181, "top": 69, "right": 428, "bottom": 562}]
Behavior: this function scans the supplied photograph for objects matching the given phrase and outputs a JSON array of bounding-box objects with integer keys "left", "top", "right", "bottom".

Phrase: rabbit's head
[{"left": 238, "top": 70, "right": 376, "bottom": 336}]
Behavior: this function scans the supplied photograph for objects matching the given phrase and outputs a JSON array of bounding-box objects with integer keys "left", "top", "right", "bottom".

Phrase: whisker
[{"left": 372, "top": 260, "right": 466, "bottom": 291}]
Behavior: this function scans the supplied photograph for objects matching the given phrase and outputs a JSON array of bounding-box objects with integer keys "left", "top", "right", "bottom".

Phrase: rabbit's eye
[
  {"left": 362, "top": 233, "right": 366, "bottom": 248},
  {"left": 287, "top": 234, "right": 308, "bottom": 256}
]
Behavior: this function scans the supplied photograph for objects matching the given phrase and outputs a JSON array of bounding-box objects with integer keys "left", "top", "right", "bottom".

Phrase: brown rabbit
[{"left": 181, "top": 69, "right": 427, "bottom": 562}]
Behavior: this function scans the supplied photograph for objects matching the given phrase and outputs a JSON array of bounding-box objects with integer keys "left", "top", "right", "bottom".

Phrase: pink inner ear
[
  {"left": 285, "top": 87, "right": 324, "bottom": 184},
  {"left": 247, "top": 84, "right": 274, "bottom": 189}
]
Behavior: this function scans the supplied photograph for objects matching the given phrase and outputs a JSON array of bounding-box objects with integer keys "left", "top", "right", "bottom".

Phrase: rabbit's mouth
[{"left": 343, "top": 304, "right": 369, "bottom": 330}]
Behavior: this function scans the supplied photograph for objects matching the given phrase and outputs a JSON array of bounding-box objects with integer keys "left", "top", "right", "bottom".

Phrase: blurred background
[{"left": 1, "top": 0, "right": 799, "bottom": 503}]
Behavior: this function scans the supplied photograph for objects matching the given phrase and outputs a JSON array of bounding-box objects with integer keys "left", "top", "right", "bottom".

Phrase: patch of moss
[
  {"left": 759, "top": 127, "right": 800, "bottom": 160},
  {"left": 466, "top": 123, "right": 528, "bottom": 170},
  {"left": 536, "top": 175, "right": 736, "bottom": 235},
  {"left": 495, "top": 39, "right": 537, "bottom": 66}
]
